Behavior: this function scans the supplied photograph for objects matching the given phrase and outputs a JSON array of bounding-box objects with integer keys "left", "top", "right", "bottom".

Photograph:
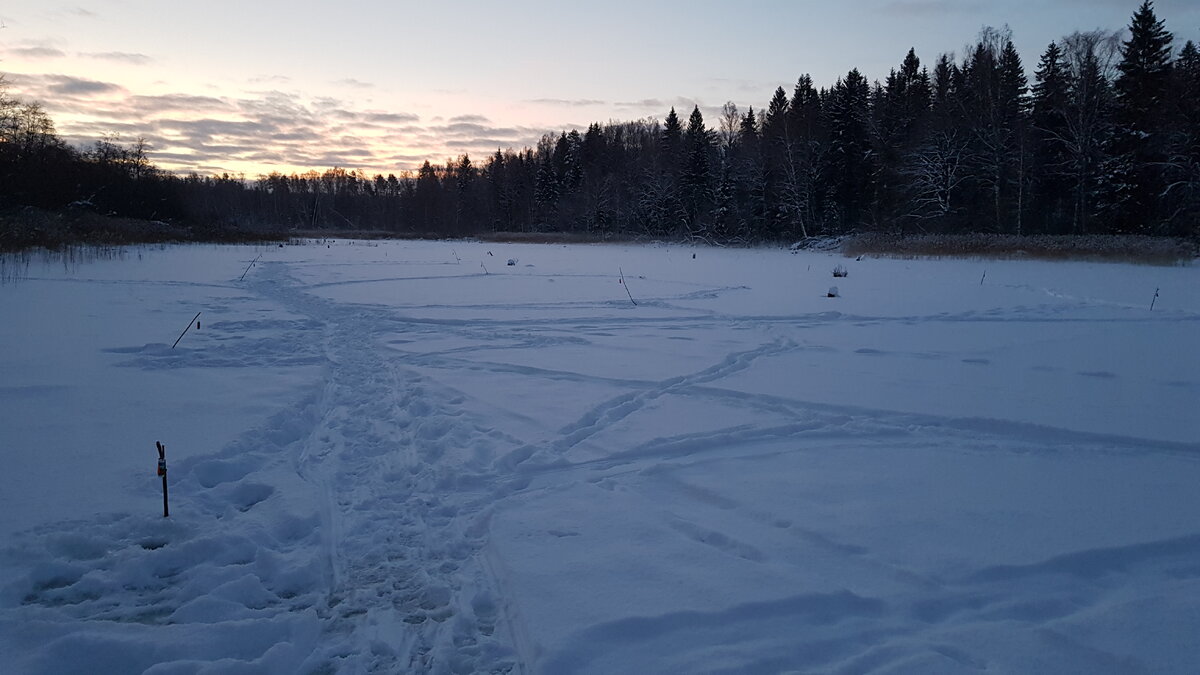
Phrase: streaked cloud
[
  {"left": 6, "top": 72, "right": 554, "bottom": 176},
  {"left": 248, "top": 75, "right": 292, "bottom": 85},
  {"left": 528, "top": 98, "right": 607, "bottom": 106},
  {"left": 614, "top": 97, "right": 707, "bottom": 114},
  {"left": 80, "top": 51, "right": 152, "bottom": 65},
  {"left": 6, "top": 46, "right": 68, "bottom": 59},
  {"left": 33, "top": 74, "right": 125, "bottom": 96},
  {"left": 614, "top": 98, "right": 665, "bottom": 109},
  {"left": 879, "top": 1, "right": 985, "bottom": 15},
  {"left": 333, "top": 78, "right": 374, "bottom": 89}
]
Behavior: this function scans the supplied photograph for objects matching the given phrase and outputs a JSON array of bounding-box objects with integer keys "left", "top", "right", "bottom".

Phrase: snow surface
[{"left": 0, "top": 240, "right": 1197, "bottom": 673}]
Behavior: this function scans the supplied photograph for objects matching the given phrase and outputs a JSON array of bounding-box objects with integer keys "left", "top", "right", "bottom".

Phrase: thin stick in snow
[
  {"left": 172, "top": 311, "right": 202, "bottom": 349},
  {"left": 619, "top": 267, "right": 637, "bottom": 306},
  {"left": 1150, "top": 288, "right": 1159, "bottom": 311},
  {"left": 980, "top": 270, "right": 987, "bottom": 285},
  {"left": 452, "top": 249, "right": 461, "bottom": 263},
  {"left": 481, "top": 262, "right": 488, "bottom": 275},
  {"left": 156, "top": 441, "right": 169, "bottom": 518},
  {"left": 239, "top": 253, "right": 262, "bottom": 281}
]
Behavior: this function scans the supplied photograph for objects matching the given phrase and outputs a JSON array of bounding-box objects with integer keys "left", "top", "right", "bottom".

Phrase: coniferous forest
[{"left": 2, "top": 2, "right": 1198, "bottom": 249}]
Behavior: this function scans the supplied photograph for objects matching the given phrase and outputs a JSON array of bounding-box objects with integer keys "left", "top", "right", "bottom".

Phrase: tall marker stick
[
  {"left": 239, "top": 253, "right": 262, "bottom": 281},
  {"left": 1150, "top": 288, "right": 1159, "bottom": 311},
  {"left": 619, "top": 267, "right": 637, "bottom": 306},
  {"left": 156, "top": 441, "right": 169, "bottom": 517},
  {"left": 172, "top": 311, "right": 203, "bottom": 349}
]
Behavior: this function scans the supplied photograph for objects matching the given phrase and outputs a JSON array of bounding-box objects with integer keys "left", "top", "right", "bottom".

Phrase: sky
[{"left": 1, "top": 0, "right": 1198, "bottom": 178}]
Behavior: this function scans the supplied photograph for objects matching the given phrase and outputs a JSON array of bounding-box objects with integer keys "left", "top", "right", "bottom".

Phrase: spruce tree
[
  {"left": 1061, "top": 30, "right": 1119, "bottom": 234},
  {"left": 764, "top": 87, "right": 790, "bottom": 139},
  {"left": 1001, "top": 39, "right": 1031, "bottom": 233},
  {"left": 1112, "top": 0, "right": 1174, "bottom": 232},
  {"left": 826, "top": 69, "right": 873, "bottom": 231},
  {"left": 660, "top": 107, "right": 683, "bottom": 175},
  {"left": 1116, "top": 1, "right": 1174, "bottom": 127},
  {"left": 682, "top": 106, "right": 714, "bottom": 232},
  {"left": 785, "top": 75, "right": 825, "bottom": 235},
  {"left": 534, "top": 156, "right": 559, "bottom": 213},
  {"left": 761, "top": 86, "right": 792, "bottom": 234},
  {"left": 736, "top": 107, "right": 764, "bottom": 234},
  {"left": 1031, "top": 42, "right": 1072, "bottom": 232},
  {"left": 1167, "top": 41, "right": 1200, "bottom": 235}
]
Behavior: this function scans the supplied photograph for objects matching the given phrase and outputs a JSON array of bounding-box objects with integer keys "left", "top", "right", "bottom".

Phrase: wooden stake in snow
[
  {"left": 980, "top": 270, "right": 987, "bottom": 285},
  {"left": 172, "top": 311, "right": 202, "bottom": 349},
  {"left": 1150, "top": 288, "right": 1159, "bottom": 311},
  {"left": 619, "top": 267, "right": 637, "bottom": 306},
  {"left": 238, "top": 253, "right": 262, "bottom": 281},
  {"left": 156, "top": 441, "right": 169, "bottom": 517}
]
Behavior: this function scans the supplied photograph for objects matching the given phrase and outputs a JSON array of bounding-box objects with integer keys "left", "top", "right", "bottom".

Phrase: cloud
[
  {"left": 366, "top": 111, "right": 419, "bottom": 123},
  {"left": 7, "top": 46, "right": 67, "bottom": 59},
  {"left": 449, "top": 114, "right": 491, "bottom": 124},
  {"left": 441, "top": 122, "right": 517, "bottom": 137},
  {"left": 248, "top": 75, "right": 292, "bottom": 85},
  {"left": 332, "top": 110, "right": 420, "bottom": 125},
  {"left": 27, "top": 74, "right": 126, "bottom": 97},
  {"left": 158, "top": 118, "right": 280, "bottom": 139},
  {"left": 5, "top": 72, "right": 554, "bottom": 176},
  {"left": 704, "top": 77, "right": 771, "bottom": 95},
  {"left": 129, "top": 93, "right": 231, "bottom": 114},
  {"left": 445, "top": 138, "right": 519, "bottom": 149},
  {"left": 80, "top": 51, "right": 152, "bottom": 65},
  {"left": 614, "top": 98, "right": 666, "bottom": 109},
  {"left": 333, "top": 78, "right": 374, "bottom": 89},
  {"left": 879, "top": 1, "right": 984, "bottom": 16},
  {"left": 527, "top": 98, "right": 606, "bottom": 106}
]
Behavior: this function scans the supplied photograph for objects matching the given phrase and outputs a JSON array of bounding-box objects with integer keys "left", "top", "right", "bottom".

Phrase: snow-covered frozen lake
[{"left": 1, "top": 240, "right": 1197, "bottom": 673}]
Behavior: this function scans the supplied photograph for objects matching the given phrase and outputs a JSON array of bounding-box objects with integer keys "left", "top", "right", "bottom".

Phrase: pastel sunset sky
[{"left": 2, "top": 0, "right": 1197, "bottom": 177}]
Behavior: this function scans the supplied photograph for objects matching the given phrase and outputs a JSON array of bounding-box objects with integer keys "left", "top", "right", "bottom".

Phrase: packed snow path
[{"left": 1, "top": 241, "right": 1198, "bottom": 673}]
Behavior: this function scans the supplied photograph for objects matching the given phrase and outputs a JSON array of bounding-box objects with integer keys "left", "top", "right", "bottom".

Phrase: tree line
[{"left": 2, "top": 1, "right": 1197, "bottom": 243}]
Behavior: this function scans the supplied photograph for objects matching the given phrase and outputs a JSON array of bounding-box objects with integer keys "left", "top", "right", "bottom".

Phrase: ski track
[
  {"left": 251, "top": 262, "right": 525, "bottom": 673},
  {"left": 3, "top": 251, "right": 1197, "bottom": 674}
]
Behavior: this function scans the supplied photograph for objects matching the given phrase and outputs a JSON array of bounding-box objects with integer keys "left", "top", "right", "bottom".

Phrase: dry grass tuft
[{"left": 843, "top": 233, "right": 1197, "bottom": 266}]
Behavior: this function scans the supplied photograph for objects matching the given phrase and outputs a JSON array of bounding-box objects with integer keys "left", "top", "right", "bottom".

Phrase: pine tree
[
  {"left": 1060, "top": 30, "right": 1120, "bottom": 234},
  {"left": 660, "top": 107, "right": 683, "bottom": 175},
  {"left": 1112, "top": 0, "right": 1174, "bottom": 232},
  {"left": 1178, "top": 41, "right": 1200, "bottom": 106},
  {"left": 763, "top": 86, "right": 790, "bottom": 139},
  {"left": 1116, "top": 1, "right": 1174, "bottom": 127},
  {"left": 453, "top": 154, "right": 476, "bottom": 232},
  {"left": 1031, "top": 41, "right": 1073, "bottom": 233},
  {"left": 1001, "top": 39, "right": 1031, "bottom": 233},
  {"left": 563, "top": 129, "right": 584, "bottom": 193},
  {"left": 534, "top": 155, "right": 559, "bottom": 211},
  {"left": 1165, "top": 40, "right": 1200, "bottom": 235},
  {"left": 933, "top": 54, "right": 956, "bottom": 109},
  {"left": 735, "top": 107, "right": 764, "bottom": 235},
  {"left": 761, "top": 86, "right": 792, "bottom": 235},
  {"left": 874, "top": 50, "right": 930, "bottom": 230},
  {"left": 783, "top": 75, "right": 825, "bottom": 236},
  {"left": 682, "top": 106, "right": 714, "bottom": 234},
  {"left": 826, "top": 69, "right": 873, "bottom": 231},
  {"left": 738, "top": 107, "right": 759, "bottom": 154}
]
